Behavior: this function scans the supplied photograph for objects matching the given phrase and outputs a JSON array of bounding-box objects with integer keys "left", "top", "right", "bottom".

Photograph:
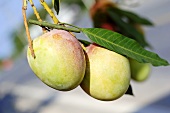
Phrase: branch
[
  {"left": 39, "top": 0, "right": 59, "bottom": 24},
  {"left": 29, "top": 19, "right": 81, "bottom": 33},
  {"left": 29, "top": 0, "right": 46, "bottom": 33},
  {"left": 22, "top": 0, "right": 35, "bottom": 58}
]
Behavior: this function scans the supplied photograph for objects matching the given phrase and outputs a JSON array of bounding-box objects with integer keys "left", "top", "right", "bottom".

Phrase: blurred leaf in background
[{"left": 90, "top": 0, "right": 153, "bottom": 47}]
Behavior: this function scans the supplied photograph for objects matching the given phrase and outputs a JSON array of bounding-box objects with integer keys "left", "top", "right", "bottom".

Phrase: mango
[
  {"left": 27, "top": 30, "right": 86, "bottom": 91},
  {"left": 80, "top": 44, "right": 131, "bottom": 101}
]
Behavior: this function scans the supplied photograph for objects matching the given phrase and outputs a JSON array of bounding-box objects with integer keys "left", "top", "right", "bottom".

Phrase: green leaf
[
  {"left": 107, "top": 9, "right": 149, "bottom": 47},
  {"left": 109, "top": 7, "right": 153, "bottom": 26},
  {"left": 125, "top": 84, "right": 134, "bottom": 96},
  {"left": 52, "top": 0, "right": 60, "bottom": 15},
  {"left": 78, "top": 39, "right": 91, "bottom": 47},
  {"left": 81, "top": 28, "right": 169, "bottom": 66}
]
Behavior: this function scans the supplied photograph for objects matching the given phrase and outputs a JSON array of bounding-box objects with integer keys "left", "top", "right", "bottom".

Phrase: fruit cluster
[
  {"left": 27, "top": 29, "right": 131, "bottom": 101},
  {"left": 27, "top": 0, "right": 153, "bottom": 101}
]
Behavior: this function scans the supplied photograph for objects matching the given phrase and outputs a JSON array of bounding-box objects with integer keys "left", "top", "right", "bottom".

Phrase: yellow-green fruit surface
[
  {"left": 27, "top": 30, "right": 86, "bottom": 91},
  {"left": 130, "top": 59, "right": 151, "bottom": 82},
  {"left": 80, "top": 44, "right": 131, "bottom": 101}
]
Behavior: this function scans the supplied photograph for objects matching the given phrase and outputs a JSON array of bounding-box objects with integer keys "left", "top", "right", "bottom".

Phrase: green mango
[
  {"left": 130, "top": 59, "right": 151, "bottom": 82},
  {"left": 27, "top": 29, "right": 86, "bottom": 91},
  {"left": 81, "top": 44, "right": 131, "bottom": 101}
]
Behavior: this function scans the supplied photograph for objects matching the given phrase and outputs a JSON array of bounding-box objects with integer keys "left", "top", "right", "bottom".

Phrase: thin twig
[
  {"left": 29, "top": 19, "right": 81, "bottom": 33},
  {"left": 39, "top": 0, "right": 76, "bottom": 36},
  {"left": 59, "top": 22, "right": 81, "bottom": 29},
  {"left": 22, "top": 0, "right": 35, "bottom": 58},
  {"left": 39, "top": 0, "right": 59, "bottom": 24},
  {"left": 29, "top": 0, "right": 46, "bottom": 33}
]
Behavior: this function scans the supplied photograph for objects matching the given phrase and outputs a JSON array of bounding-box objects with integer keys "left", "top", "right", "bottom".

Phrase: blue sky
[
  {"left": 0, "top": 1, "right": 21, "bottom": 59},
  {"left": 0, "top": 1, "right": 44, "bottom": 59}
]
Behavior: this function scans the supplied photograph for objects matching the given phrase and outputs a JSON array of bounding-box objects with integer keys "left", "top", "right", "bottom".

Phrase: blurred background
[{"left": 0, "top": 0, "right": 170, "bottom": 113}]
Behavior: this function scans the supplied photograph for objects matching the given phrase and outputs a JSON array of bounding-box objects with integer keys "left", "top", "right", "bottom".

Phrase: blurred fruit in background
[{"left": 130, "top": 58, "right": 151, "bottom": 82}]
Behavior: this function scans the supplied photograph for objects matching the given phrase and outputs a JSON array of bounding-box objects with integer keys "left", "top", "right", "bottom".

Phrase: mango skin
[
  {"left": 27, "top": 30, "right": 86, "bottom": 91},
  {"left": 80, "top": 44, "right": 131, "bottom": 101},
  {"left": 130, "top": 59, "right": 151, "bottom": 82}
]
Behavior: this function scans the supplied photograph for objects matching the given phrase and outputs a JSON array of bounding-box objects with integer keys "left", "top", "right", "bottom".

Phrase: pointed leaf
[
  {"left": 109, "top": 7, "right": 153, "bottom": 26},
  {"left": 52, "top": 0, "right": 60, "bottom": 15},
  {"left": 81, "top": 28, "right": 169, "bottom": 66},
  {"left": 107, "top": 9, "right": 149, "bottom": 47}
]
